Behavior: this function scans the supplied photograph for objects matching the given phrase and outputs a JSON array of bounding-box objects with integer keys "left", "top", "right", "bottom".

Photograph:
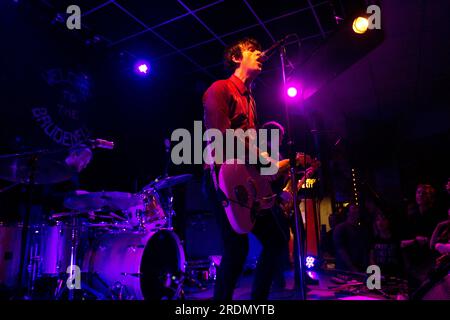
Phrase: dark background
[{"left": 0, "top": 0, "right": 449, "bottom": 229}]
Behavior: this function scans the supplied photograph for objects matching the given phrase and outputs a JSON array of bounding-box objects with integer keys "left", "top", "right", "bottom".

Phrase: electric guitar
[
  {"left": 218, "top": 153, "right": 319, "bottom": 234},
  {"left": 279, "top": 160, "right": 321, "bottom": 218}
]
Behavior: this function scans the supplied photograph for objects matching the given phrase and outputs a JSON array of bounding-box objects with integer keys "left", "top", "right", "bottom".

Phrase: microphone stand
[
  {"left": 163, "top": 138, "right": 174, "bottom": 230},
  {"left": 279, "top": 43, "right": 307, "bottom": 300}
]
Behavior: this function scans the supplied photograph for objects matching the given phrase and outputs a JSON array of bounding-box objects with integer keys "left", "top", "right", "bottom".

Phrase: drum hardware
[
  {"left": 182, "top": 267, "right": 209, "bottom": 292},
  {"left": 120, "top": 272, "right": 142, "bottom": 278},
  {"left": 161, "top": 272, "right": 185, "bottom": 300},
  {"left": 109, "top": 282, "right": 132, "bottom": 300},
  {"left": 141, "top": 174, "right": 192, "bottom": 230},
  {"left": 1, "top": 146, "right": 191, "bottom": 299},
  {"left": 47, "top": 214, "right": 83, "bottom": 301},
  {"left": 123, "top": 187, "right": 167, "bottom": 232},
  {"left": 126, "top": 244, "right": 145, "bottom": 252},
  {"left": 0, "top": 148, "right": 76, "bottom": 298}
]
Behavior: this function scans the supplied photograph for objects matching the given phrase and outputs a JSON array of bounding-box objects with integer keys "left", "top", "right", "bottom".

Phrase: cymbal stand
[
  {"left": 165, "top": 188, "right": 175, "bottom": 230},
  {"left": 54, "top": 213, "right": 81, "bottom": 300},
  {"left": 0, "top": 182, "right": 21, "bottom": 193},
  {"left": 18, "top": 154, "right": 38, "bottom": 298}
]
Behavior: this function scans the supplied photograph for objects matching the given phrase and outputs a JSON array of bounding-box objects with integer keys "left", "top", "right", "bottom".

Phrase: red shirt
[{"left": 203, "top": 74, "right": 257, "bottom": 133}]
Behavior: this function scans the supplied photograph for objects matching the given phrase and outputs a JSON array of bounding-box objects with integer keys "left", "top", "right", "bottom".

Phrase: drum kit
[{"left": 0, "top": 151, "right": 193, "bottom": 300}]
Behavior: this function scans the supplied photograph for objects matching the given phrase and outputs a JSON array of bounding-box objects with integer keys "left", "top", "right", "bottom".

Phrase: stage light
[
  {"left": 287, "top": 87, "right": 298, "bottom": 98},
  {"left": 307, "top": 271, "right": 320, "bottom": 281},
  {"left": 134, "top": 61, "right": 151, "bottom": 76},
  {"left": 353, "top": 17, "right": 369, "bottom": 34},
  {"left": 305, "top": 256, "right": 316, "bottom": 269},
  {"left": 138, "top": 64, "right": 149, "bottom": 74}
]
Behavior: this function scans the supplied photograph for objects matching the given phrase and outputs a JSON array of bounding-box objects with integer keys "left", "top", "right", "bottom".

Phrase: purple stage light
[
  {"left": 134, "top": 61, "right": 150, "bottom": 76},
  {"left": 138, "top": 64, "right": 149, "bottom": 74},
  {"left": 287, "top": 86, "right": 298, "bottom": 98},
  {"left": 305, "top": 256, "right": 315, "bottom": 269}
]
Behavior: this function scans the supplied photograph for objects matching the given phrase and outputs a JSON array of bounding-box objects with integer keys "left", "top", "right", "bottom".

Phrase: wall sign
[{"left": 32, "top": 68, "right": 91, "bottom": 146}]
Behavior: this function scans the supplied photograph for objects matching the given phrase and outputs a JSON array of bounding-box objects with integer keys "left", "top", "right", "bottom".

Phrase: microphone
[
  {"left": 164, "top": 138, "right": 171, "bottom": 153},
  {"left": 334, "top": 137, "right": 342, "bottom": 147},
  {"left": 89, "top": 138, "right": 114, "bottom": 150},
  {"left": 259, "top": 34, "right": 296, "bottom": 62}
]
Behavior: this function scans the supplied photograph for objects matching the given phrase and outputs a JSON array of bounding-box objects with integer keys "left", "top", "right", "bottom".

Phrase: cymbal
[
  {"left": 64, "top": 191, "right": 143, "bottom": 211},
  {"left": 144, "top": 174, "right": 193, "bottom": 191},
  {"left": 50, "top": 212, "right": 86, "bottom": 219},
  {"left": 50, "top": 211, "right": 117, "bottom": 220},
  {"left": 0, "top": 155, "right": 74, "bottom": 184}
]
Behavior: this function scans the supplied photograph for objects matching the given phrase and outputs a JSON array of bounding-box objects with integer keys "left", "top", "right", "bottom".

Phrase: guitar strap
[{"left": 209, "top": 162, "right": 229, "bottom": 207}]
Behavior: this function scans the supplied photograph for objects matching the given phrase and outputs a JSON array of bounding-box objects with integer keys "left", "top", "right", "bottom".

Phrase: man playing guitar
[{"left": 202, "top": 37, "right": 318, "bottom": 300}]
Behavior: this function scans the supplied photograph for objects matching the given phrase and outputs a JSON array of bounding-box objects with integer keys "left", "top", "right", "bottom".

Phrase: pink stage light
[{"left": 287, "top": 87, "right": 298, "bottom": 98}]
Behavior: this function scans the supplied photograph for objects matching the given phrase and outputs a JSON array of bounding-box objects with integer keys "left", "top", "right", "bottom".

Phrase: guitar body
[{"left": 218, "top": 160, "right": 275, "bottom": 234}]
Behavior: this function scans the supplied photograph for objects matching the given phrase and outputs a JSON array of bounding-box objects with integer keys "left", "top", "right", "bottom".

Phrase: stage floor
[{"left": 184, "top": 268, "right": 395, "bottom": 300}]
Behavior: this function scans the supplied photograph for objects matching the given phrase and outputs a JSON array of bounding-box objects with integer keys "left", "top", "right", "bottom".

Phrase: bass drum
[{"left": 83, "top": 230, "right": 185, "bottom": 300}]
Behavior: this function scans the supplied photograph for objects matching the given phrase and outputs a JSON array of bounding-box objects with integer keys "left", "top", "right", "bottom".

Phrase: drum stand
[
  {"left": 53, "top": 213, "right": 87, "bottom": 300},
  {"left": 17, "top": 155, "right": 38, "bottom": 299},
  {"left": 166, "top": 190, "right": 175, "bottom": 230}
]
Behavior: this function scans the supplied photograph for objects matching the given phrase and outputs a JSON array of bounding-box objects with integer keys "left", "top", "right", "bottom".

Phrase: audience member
[
  {"left": 370, "top": 210, "right": 403, "bottom": 277},
  {"left": 333, "top": 204, "right": 371, "bottom": 272}
]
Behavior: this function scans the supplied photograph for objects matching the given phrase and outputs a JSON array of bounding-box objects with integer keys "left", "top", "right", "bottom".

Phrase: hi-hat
[{"left": 144, "top": 174, "right": 193, "bottom": 191}]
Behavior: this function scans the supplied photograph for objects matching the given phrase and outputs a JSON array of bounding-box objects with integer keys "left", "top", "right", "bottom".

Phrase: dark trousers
[{"left": 203, "top": 169, "right": 288, "bottom": 300}]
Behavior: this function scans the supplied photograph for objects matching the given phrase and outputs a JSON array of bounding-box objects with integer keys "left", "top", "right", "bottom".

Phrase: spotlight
[
  {"left": 287, "top": 87, "right": 298, "bottom": 98},
  {"left": 305, "top": 256, "right": 316, "bottom": 269},
  {"left": 352, "top": 16, "right": 369, "bottom": 34},
  {"left": 135, "top": 61, "right": 151, "bottom": 76},
  {"left": 138, "top": 64, "right": 149, "bottom": 74}
]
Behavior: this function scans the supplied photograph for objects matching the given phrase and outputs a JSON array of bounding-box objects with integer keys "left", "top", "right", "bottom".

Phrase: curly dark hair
[{"left": 223, "top": 37, "right": 262, "bottom": 71}]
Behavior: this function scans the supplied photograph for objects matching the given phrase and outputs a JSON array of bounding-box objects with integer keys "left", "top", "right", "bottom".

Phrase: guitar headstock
[
  {"left": 311, "top": 158, "right": 321, "bottom": 169},
  {"left": 295, "top": 152, "right": 321, "bottom": 169}
]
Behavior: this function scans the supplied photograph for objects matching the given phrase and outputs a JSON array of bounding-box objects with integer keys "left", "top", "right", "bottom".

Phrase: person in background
[
  {"left": 430, "top": 178, "right": 450, "bottom": 259},
  {"left": 400, "top": 183, "right": 446, "bottom": 292},
  {"left": 370, "top": 210, "right": 403, "bottom": 277},
  {"left": 64, "top": 146, "right": 93, "bottom": 174},
  {"left": 333, "top": 204, "right": 371, "bottom": 272},
  {"left": 321, "top": 206, "right": 346, "bottom": 259},
  {"left": 411, "top": 179, "right": 450, "bottom": 299},
  {"left": 260, "top": 121, "right": 291, "bottom": 291},
  {"left": 41, "top": 145, "right": 93, "bottom": 215}
]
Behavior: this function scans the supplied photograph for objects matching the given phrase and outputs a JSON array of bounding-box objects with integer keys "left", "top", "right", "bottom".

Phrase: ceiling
[
  {"left": 30, "top": 0, "right": 448, "bottom": 138},
  {"left": 35, "top": 0, "right": 346, "bottom": 79},
  {"left": 305, "top": 0, "right": 450, "bottom": 142}
]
